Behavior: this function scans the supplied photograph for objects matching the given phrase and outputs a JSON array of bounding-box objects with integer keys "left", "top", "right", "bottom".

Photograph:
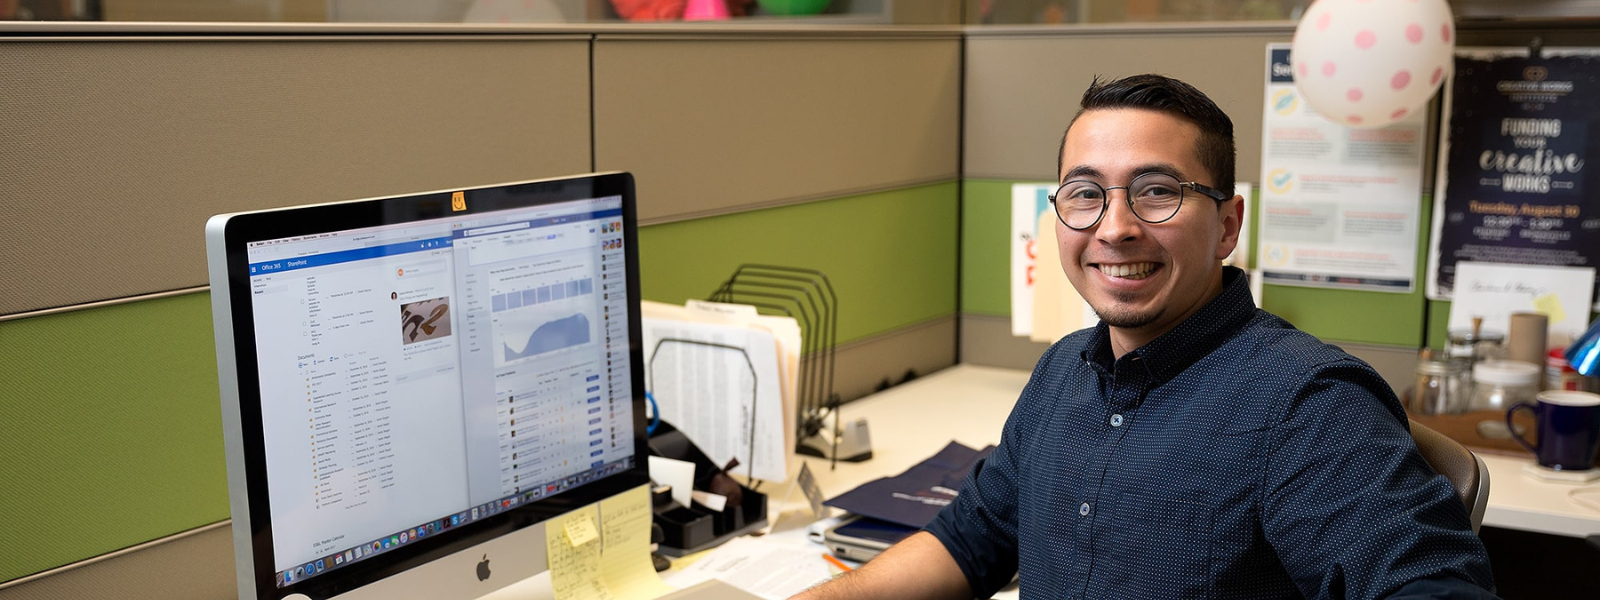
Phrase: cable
[{"left": 645, "top": 390, "right": 660, "bottom": 436}]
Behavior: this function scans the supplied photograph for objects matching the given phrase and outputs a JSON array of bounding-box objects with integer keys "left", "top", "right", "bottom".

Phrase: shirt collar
[{"left": 1080, "top": 266, "right": 1257, "bottom": 383}]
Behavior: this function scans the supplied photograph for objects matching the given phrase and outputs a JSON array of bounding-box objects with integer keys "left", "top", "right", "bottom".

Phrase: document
[
  {"left": 662, "top": 536, "right": 834, "bottom": 600},
  {"left": 1448, "top": 262, "right": 1596, "bottom": 347},
  {"left": 1029, "top": 206, "right": 1097, "bottom": 343},
  {"left": 1257, "top": 44, "right": 1425, "bottom": 292},
  {"left": 544, "top": 484, "right": 675, "bottom": 600},
  {"left": 642, "top": 310, "right": 789, "bottom": 482},
  {"left": 1427, "top": 48, "right": 1600, "bottom": 306},
  {"left": 599, "top": 486, "right": 677, "bottom": 598},
  {"left": 684, "top": 300, "right": 802, "bottom": 457},
  {"left": 1011, "top": 183, "right": 1057, "bottom": 337},
  {"left": 546, "top": 504, "right": 610, "bottom": 600}
]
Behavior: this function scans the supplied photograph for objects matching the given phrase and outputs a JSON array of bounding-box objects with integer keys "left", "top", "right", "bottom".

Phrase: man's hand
[{"left": 790, "top": 531, "right": 972, "bottom": 600}]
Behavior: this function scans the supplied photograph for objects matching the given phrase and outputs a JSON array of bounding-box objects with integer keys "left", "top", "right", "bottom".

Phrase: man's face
[{"left": 1056, "top": 108, "right": 1242, "bottom": 349}]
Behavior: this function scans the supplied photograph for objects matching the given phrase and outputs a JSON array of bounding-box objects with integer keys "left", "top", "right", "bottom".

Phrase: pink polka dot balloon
[{"left": 1291, "top": 0, "right": 1455, "bottom": 128}]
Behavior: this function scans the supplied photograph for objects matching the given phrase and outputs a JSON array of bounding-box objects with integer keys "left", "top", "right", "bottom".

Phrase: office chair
[{"left": 1409, "top": 419, "right": 1491, "bottom": 533}]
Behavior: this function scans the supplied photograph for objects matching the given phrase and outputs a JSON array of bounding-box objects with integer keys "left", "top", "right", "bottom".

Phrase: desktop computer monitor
[{"left": 205, "top": 172, "right": 651, "bottom": 600}]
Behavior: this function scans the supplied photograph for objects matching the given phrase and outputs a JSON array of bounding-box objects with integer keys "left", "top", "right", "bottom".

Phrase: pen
[{"left": 822, "top": 553, "right": 853, "bottom": 573}]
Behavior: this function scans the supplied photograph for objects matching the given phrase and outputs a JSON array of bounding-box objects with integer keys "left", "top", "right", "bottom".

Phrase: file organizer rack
[{"left": 706, "top": 264, "right": 852, "bottom": 468}]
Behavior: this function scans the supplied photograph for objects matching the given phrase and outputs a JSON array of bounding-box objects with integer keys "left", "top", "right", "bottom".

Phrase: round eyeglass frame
[{"left": 1048, "top": 172, "right": 1231, "bottom": 230}]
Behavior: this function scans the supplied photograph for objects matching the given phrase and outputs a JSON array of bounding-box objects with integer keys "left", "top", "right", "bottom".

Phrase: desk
[{"left": 772, "top": 364, "right": 1600, "bottom": 540}]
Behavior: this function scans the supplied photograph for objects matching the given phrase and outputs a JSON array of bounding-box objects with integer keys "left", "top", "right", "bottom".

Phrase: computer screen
[{"left": 206, "top": 172, "right": 650, "bottom": 600}]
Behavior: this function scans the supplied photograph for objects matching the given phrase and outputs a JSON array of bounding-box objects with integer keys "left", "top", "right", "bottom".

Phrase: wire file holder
[{"left": 707, "top": 264, "right": 859, "bottom": 469}]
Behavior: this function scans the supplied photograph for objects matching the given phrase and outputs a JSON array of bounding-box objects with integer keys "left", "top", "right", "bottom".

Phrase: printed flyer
[
  {"left": 1256, "top": 44, "right": 1425, "bottom": 292},
  {"left": 1428, "top": 49, "right": 1600, "bottom": 308}
]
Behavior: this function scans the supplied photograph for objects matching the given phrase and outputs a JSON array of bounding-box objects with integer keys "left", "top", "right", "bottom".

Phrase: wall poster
[
  {"left": 1428, "top": 48, "right": 1600, "bottom": 309},
  {"left": 1256, "top": 44, "right": 1427, "bottom": 293}
]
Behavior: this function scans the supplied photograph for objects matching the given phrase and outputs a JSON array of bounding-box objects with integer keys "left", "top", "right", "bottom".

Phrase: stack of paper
[{"left": 641, "top": 300, "right": 801, "bottom": 483}]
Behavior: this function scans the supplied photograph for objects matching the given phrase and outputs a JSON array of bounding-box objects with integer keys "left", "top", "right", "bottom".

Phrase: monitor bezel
[{"left": 208, "top": 172, "right": 651, "bottom": 600}]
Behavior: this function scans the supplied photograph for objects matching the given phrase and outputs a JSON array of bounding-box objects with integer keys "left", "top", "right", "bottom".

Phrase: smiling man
[{"left": 793, "top": 75, "right": 1497, "bottom": 600}]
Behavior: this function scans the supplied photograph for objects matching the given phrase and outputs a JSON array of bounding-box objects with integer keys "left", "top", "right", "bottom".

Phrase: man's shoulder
[{"left": 1223, "top": 309, "right": 1370, "bottom": 373}]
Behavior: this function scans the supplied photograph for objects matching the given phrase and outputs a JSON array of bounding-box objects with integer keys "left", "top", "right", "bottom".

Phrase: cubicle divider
[
  {"left": 0, "top": 25, "right": 961, "bottom": 597},
  {"left": 959, "top": 21, "right": 1600, "bottom": 392}
]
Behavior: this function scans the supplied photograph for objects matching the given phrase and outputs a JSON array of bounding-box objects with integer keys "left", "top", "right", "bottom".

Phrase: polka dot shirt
[{"left": 926, "top": 268, "right": 1496, "bottom": 599}]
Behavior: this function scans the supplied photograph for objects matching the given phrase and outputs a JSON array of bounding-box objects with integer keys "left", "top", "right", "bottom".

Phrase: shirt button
[
  {"left": 1110, "top": 414, "right": 1124, "bottom": 427},
  {"left": 1079, "top": 502, "right": 1090, "bottom": 516}
]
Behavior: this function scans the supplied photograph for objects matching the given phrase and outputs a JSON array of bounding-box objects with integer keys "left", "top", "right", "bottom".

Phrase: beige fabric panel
[
  {"left": 0, "top": 37, "right": 592, "bottom": 316},
  {"left": 0, "top": 523, "right": 234, "bottom": 600},
  {"left": 832, "top": 315, "right": 956, "bottom": 403},
  {"left": 959, "top": 313, "right": 1051, "bottom": 371},
  {"left": 964, "top": 28, "right": 1293, "bottom": 181},
  {"left": 593, "top": 36, "right": 961, "bottom": 224}
]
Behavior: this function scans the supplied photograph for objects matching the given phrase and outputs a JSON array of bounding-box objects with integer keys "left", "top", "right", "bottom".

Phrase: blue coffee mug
[{"left": 1507, "top": 391, "right": 1600, "bottom": 471}]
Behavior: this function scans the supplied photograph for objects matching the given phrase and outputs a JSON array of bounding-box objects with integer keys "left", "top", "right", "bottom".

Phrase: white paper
[
  {"left": 650, "top": 300, "right": 802, "bottom": 461},
  {"left": 1029, "top": 207, "right": 1097, "bottom": 343},
  {"left": 691, "top": 490, "right": 728, "bottom": 512},
  {"left": 1011, "top": 183, "right": 1058, "bottom": 337},
  {"left": 647, "top": 455, "right": 696, "bottom": 509},
  {"left": 1256, "top": 44, "right": 1422, "bottom": 293},
  {"left": 661, "top": 536, "right": 835, "bottom": 600},
  {"left": 1447, "top": 261, "right": 1597, "bottom": 348},
  {"left": 642, "top": 317, "right": 788, "bottom": 482}
]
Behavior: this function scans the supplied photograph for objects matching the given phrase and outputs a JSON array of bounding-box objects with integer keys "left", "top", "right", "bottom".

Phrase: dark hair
[{"left": 1057, "top": 74, "right": 1235, "bottom": 195}]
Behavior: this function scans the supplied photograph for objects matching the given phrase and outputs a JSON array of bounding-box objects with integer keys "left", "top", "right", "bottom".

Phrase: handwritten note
[
  {"left": 544, "top": 485, "right": 675, "bottom": 600},
  {"left": 546, "top": 505, "right": 612, "bottom": 600},
  {"left": 599, "top": 485, "right": 676, "bottom": 598},
  {"left": 565, "top": 515, "right": 599, "bottom": 547},
  {"left": 1449, "top": 261, "right": 1596, "bottom": 346}
]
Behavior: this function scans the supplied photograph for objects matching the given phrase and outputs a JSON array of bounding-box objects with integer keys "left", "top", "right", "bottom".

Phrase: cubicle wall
[
  {"left": 0, "top": 26, "right": 960, "bottom": 598},
  {"left": 593, "top": 32, "right": 963, "bottom": 402},
  {"left": 959, "top": 21, "right": 1600, "bottom": 391},
  {"left": 0, "top": 33, "right": 595, "bottom": 595}
]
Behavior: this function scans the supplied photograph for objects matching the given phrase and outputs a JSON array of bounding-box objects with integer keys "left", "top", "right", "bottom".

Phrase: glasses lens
[
  {"left": 1129, "top": 173, "right": 1184, "bottom": 223},
  {"left": 1055, "top": 181, "right": 1106, "bottom": 229}
]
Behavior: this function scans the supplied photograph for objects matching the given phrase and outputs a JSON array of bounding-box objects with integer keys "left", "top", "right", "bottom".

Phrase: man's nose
[{"left": 1095, "top": 190, "right": 1141, "bottom": 242}]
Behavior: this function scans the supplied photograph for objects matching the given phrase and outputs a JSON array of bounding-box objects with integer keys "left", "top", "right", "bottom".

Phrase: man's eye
[{"left": 1138, "top": 185, "right": 1179, "bottom": 198}]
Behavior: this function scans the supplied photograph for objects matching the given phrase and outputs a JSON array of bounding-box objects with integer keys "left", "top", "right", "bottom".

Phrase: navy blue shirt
[{"left": 926, "top": 268, "right": 1496, "bottom": 599}]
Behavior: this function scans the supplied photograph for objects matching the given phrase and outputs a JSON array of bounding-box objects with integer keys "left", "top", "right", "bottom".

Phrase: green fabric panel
[
  {"left": 0, "top": 293, "right": 230, "bottom": 583},
  {"left": 961, "top": 179, "right": 1034, "bottom": 316},
  {"left": 638, "top": 182, "right": 960, "bottom": 344},
  {"left": 1260, "top": 194, "right": 1434, "bottom": 347},
  {"left": 1427, "top": 299, "right": 1452, "bottom": 350},
  {"left": 1260, "top": 284, "right": 1427, "bottom": 346}
]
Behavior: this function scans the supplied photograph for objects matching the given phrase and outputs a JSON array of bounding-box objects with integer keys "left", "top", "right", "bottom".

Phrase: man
[{"left": 793, "top": 75, "right": 1496, "bottom": 599}]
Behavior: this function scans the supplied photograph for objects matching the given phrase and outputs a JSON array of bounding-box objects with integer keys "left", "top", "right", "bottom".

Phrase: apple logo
[{"left": 476, "top": 554, "right": 491, "bottom": 581}]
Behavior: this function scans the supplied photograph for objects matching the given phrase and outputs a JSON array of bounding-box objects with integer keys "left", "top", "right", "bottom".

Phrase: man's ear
[{"left": 1215, "top": 194, "right": 1245, "bottom": 261}]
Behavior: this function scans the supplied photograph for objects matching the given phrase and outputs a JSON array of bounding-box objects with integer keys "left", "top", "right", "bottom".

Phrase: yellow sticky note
[
  {"left": 598, "top": 485, "right": 676, "bottom": 599},
  {"left": 1533, "top": 293, "right": 1567, "bottom": 325},
  {"left": 565, "top": 515, "right": 599, "bottom": 547}
]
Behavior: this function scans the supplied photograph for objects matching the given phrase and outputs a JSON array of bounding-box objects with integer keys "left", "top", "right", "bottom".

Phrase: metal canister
[{"left": 1547, "top": 348, "right": 1586, "bottom": 391}]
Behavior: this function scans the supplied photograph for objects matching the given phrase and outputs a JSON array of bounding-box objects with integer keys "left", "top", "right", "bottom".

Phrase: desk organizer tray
[{"left": 648, "top": 421, "right": 768, "bottom": 556}]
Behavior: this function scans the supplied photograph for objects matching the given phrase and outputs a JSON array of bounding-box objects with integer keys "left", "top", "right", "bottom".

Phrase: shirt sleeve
[
  {"left": 924, "top": 343, "right": 1066, "bottom": 597},
  {"left": 1261, "top": 360, "right": 1497, "bottom": 600}
]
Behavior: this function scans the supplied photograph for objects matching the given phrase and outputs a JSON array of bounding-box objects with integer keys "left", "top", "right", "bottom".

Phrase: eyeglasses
[{"left": 1048, "top": 172, "right": 1230, "bottom": 230}]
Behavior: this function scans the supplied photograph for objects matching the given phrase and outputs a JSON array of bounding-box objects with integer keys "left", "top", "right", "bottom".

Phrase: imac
[{"left": 206, "top": 172, "right": 653, "bottom": 600}]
